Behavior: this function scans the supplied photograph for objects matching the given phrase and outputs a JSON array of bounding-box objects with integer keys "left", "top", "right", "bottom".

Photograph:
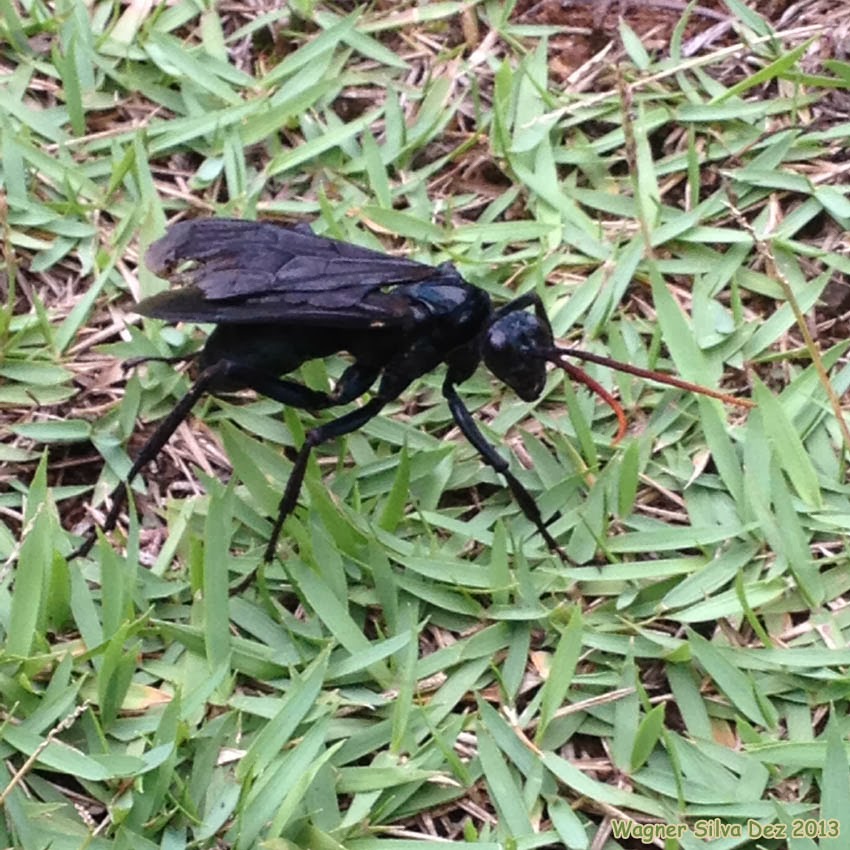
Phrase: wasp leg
[
  {"left": 442, "top": 380, "right": 567, "bottom": 559},
  {"left": 492, "top": 292, "right": 550, "bottom": 328},
  {"left": 331, "top": 363, "right": 380, "bottom": 405},
  {"left": 71, "top": 360, "right": 232, "bottom": 560},
  {"left": 70, "top": 360, "right": 370, "bottom": 560},
  {"left": 263, "top": 396, "right": 388, "bottom": 562}
]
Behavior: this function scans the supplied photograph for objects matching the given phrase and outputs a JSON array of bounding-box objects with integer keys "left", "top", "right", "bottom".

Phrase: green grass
[{"left": 3, "top": 1, "right": 850, "bottom": 848}]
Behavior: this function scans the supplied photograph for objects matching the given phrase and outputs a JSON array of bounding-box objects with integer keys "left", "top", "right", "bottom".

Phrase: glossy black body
[
  {"left": 141, "top": 219, "right": 524, "bottom": 402},
  {"left": 74, "top": 218, "right": 562, "bottom": 563}
]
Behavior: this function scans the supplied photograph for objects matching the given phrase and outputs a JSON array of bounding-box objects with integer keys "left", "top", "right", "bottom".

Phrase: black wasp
[{"left": 73, "top": 218, "right": 751, "bottom": 563}]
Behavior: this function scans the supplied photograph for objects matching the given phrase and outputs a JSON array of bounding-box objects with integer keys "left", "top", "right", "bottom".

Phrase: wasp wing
[{"left": 140, "top": 218, "right": 449, "bottom": 327}]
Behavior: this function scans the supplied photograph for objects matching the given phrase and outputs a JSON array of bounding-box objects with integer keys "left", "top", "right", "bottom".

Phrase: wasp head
[{"left": 483, "top": 310, "right": 553, "bottom": 401}]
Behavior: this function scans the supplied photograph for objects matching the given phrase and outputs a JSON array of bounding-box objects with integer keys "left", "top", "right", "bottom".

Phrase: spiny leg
[
  {"left": 71, "top": 360, "right": 367, "bottom": 560},
  {"left": 263, "top": 395, "right": 388, "bottom": 562},
  {"left": 443, "top": 380, "right": 567, "bottom": 559},
  {"left": 122, "top": 352, "right": 199, "bottom": 372},
  {"left": 71, "top": 360, "right": 233, "bottom": 559}
]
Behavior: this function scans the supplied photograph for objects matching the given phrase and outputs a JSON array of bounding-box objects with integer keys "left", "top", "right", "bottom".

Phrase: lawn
[{"left": 3, "top": 1, "right": 850, "bottom": 848}]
